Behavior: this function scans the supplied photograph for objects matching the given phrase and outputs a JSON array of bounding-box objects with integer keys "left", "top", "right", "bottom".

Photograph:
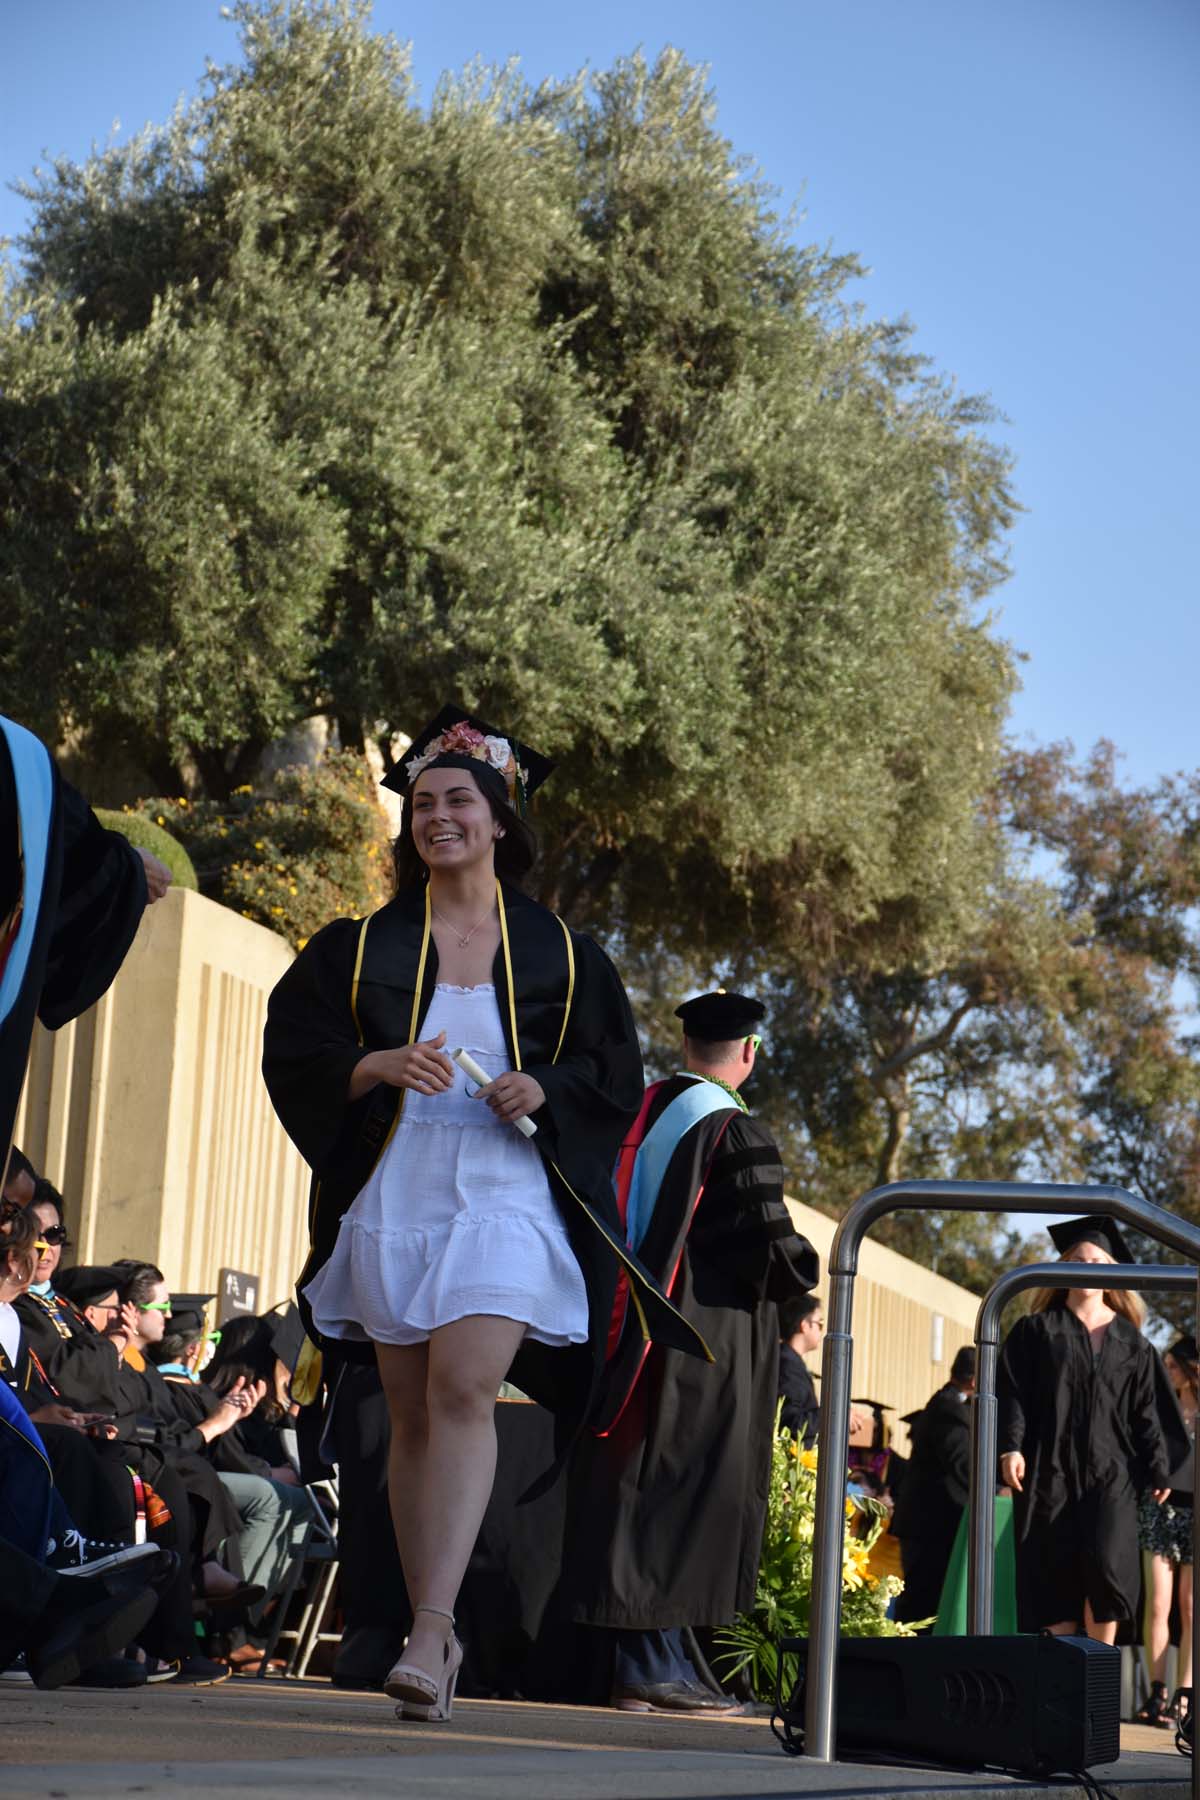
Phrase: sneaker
[
  {"left": 56, "top": 1541, "right": 165, "bottom": 1580},
  {"left": 169, "top": 1654, "right": 232, "bottom": 1687},
  {"left": 1, "top": 1654, "right": 34, "bottom": 1685}
]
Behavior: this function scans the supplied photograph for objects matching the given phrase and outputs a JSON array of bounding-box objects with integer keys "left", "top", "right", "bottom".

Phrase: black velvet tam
[{"left": 674, "top": 990, "right": 765, "bottom": 1042}]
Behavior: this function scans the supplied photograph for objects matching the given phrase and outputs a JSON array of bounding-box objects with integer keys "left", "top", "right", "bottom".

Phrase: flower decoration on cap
[
  {"left": 381, "top": 703, "right": 554, "bottom": 816},
  {"left": 404, "top": 720, "right": 527, "bottom": 807}
]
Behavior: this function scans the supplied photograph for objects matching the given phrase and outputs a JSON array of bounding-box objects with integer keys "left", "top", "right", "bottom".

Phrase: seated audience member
[
  {"left": 892, "top": 1346, "right": 977, "bottom": 1627},
  {"left": 15, "top": 1187, "right": 125, "bottom": 1418},
  {"left": 200, "top": 1309, "right": 316, "bottom": 1657},
  {"left": 778, "top": 1295, "right": 823, "bottom": 1443},
  {"left": 53, "top": 1262, "right": 235, "bottom": 1685},
  {"left": 0, "top": 1533, "right": 164, "bottom": 1691}
]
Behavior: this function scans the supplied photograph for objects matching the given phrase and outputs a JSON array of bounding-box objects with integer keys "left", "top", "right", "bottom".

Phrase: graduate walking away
[
  {"left": 558, "top": 991, "right": 818, "bottom": 1713},
  {"left": 998, "top": 1217, "right": 1188, "bottom": 1641},
  {"left": 262, "top": 706, "right": 707, "bottom": 1722}
]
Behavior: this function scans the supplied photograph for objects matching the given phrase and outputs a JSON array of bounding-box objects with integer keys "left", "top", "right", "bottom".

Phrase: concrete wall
[
  {"left": 15, "top": 887, "right": 982, "bottom": 1433},
  {"left": 16, "top": 887, "right": 310, "bottom": 1314}
]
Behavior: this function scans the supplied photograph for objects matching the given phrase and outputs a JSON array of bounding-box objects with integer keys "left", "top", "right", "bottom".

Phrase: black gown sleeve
[
  {"left": 690, "top": 1115, "right": 819, "bottom": 1303},
  {"left": 524, "top": 933, "right": 644, "bottom": 1149},
  {"left": 39, "top": 780, "right": 148, "bottom": 1029},
  {"left": 998, "top": 1314, "right": 1036, "bottom": 1457},
  {"left": 12, "top": 1299, "right": 124, "bottom": 1414},
  {"left": 262, "top": 916, "right": 370, "bottom": 1175},
  {"left": 1130, "top": 1339, "right": 1172, "bottom": 1490}
]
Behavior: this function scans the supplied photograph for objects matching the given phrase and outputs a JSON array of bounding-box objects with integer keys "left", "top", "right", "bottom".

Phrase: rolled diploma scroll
[{"left": 450, "top": 1047, "right": 537, "bottom": 1138}]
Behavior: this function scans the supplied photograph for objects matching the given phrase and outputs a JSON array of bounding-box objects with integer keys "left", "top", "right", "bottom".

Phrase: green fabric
[{"left": 932, "top": 1495, "right": 1018, "bottom": 1635}]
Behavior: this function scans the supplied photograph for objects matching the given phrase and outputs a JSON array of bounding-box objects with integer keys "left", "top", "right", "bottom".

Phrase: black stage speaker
[{"left": 776, "top": 1634, "right": 1120, "bottom": 1773}]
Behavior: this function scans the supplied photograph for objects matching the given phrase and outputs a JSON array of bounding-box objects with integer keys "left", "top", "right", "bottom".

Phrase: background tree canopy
[{"left": 8, "top": 1, "right": 1194, "bottom": 1289}]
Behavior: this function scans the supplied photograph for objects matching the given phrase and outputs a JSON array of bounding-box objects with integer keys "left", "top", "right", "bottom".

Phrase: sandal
[
  {"left": 1136, "top": 1679, "right": 1171, "bottom": 1726},
  {"left": 384, "top": 1607, "right": 463, "bottom": 1722}
]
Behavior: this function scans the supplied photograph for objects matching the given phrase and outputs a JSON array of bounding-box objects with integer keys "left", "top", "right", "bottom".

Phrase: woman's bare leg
[
  {"left": 375, "top": 1341, "right": 431, "bottom": 1607},
  {"left": 1147, "top": 1554, "right": 1174, "bottom": 1684},
  {"left": 1179, "top": 1562, "right": 1193, "bottom": 1690},
  {"left": 377, "top": 1314, "right": 527, "bottom": 1677}
]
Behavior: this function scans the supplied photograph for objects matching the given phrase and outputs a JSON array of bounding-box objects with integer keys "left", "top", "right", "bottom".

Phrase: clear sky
[{"left": 4, "top": 0, "right": 1198, "bottom": 788}]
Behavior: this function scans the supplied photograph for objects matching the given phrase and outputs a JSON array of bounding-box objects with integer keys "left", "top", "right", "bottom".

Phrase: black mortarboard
[
  {"left": 56, "top": 1264, "right": 123, "bottom": 1306},
  {"left": 674, "top": 990, "right": 766, "bottom": 1042},
  {"left": 169, "top": 1293, "right": 215, "bottom": 1341},
  {"left": 900, "top": 1409, "right": 924, "bottom": 1426},
  {"left": 1046, "top": 1216, "right": 1136, "bottom": 1265},
  {"left": 380, "top": 705, "right": 554, "bottom": 816},
  {"left": 266, "top": 1302, "right": 306, "bottom": 1373},
  {"left": 1168, "top": 1335, "right": 1199, "bottom": 1367}
]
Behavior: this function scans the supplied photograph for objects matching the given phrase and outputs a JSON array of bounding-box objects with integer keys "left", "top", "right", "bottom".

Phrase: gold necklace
[{"left": 431, "top": 900, "right": 496, "bottom": 949}]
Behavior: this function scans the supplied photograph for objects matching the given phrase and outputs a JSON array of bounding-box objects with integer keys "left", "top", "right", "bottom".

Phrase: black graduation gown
[
  {"left": 998, "top": 1306, "right": 1185, "bottom": 1628},
  {"left": 891, "top": 1382, "right": 972, "bottom": 1623},
  {"left": 778, "top": 1342, "right": 820, "bottom": 1444},
  {"left": 557, "top": 1076, "right": 819, "bottom": 1629},
  {"left": 14, "top": 1288, "right": 126, "bottom": 1415},
  {"left": 1, "top": 720, "right": 147, "bottom": 1164},
  {"left": 261, "top": 883, "right": 708, "bottom": 1461}
]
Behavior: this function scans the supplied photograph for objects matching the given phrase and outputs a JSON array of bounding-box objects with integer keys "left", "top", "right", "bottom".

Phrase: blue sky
[{"left": 4, "top": 0, "right": 1198, "bottom": 788}]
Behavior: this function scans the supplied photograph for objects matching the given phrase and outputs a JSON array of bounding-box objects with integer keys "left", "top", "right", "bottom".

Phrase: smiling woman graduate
[{"left": 262, "top": 705, "right": 707, "bottom": 1722}]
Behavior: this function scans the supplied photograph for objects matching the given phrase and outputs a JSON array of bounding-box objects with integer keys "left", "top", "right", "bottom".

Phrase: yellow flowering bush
[
  {"left": 714, "top": 1424, "right": 918, "bottom": 1701},
  {"left": 132, "top": 752, "right": 390, "bottom": 947}
]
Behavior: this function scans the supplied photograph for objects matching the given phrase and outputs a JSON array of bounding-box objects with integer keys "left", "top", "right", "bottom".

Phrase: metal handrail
[{"left": 804, "top": 1178, "right": 1200, "bottom": 1771}]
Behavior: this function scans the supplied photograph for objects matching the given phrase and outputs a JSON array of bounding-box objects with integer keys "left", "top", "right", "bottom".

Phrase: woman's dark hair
[
  {"left": 0, "top": 1198, "right": 38, "bottom": 1283},
  {"left": 202, "top": 1315, "right": 285, "bottom": 1422},
  {"left": 391, "top": 763, "right": 538, "bottom": 891},
  {"left": 779, "top": 1294, "right": 822, "bottom": 1338},
  {"left": 149, "top": 1326, "right": 203, "bottom": 1368},
  {"left": 30, "top": 1177, "right": 67, "bottom": 1237}
]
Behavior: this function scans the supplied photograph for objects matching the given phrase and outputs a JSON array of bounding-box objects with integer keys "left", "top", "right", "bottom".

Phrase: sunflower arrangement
[{"left": 715, "top": 1423, "right": 919, "bottom": 1702}]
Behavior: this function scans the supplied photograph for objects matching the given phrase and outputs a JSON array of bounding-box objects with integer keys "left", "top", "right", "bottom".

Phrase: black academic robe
[
  {"left": 778, "top": 1342, "right": 820, "bottom": 1444},
  {"left": 891, "top": 1382, "right": 972, "bottom": 1624},
  {"left": 558, "top": 1076, "right": 819, "bottom": 1629},
  {"left": 14, "top": 1288, "right": 125, "bottom": 1415},
  {"left": 262, "top": 883, "right": 707, "bottom": 1458},
  {"left": 998, "top": 1305, "right": 1186, "bottom": 1629},
  {"left": 1, "top": 720, "right": 147, "bottom": 1164}
]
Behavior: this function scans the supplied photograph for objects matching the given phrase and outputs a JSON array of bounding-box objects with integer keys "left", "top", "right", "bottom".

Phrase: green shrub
[
  {"left": 714, "top": 1428, "right": 921, "bottom": 1702},
  {"left": 132, "top": 752, "right": 391, "bottom": 947},
  {"left": 95, "top": 808, "right": 199, "bottom": 891}
]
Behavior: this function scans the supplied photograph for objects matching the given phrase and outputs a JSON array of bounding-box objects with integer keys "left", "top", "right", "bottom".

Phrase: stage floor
[{"left": 0, "top": 1680, "right": 1189, "bottom": 1799}]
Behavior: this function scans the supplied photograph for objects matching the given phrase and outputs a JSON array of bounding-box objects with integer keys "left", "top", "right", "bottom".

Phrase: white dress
[{"left": 303, "top": 984, "right": 589, "bottom": 1348}]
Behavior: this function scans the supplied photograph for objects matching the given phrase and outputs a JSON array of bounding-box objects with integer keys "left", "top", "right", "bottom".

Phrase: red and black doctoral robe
[{"left": 557, "top": 1074, "right": 818, "bottom": 1629}]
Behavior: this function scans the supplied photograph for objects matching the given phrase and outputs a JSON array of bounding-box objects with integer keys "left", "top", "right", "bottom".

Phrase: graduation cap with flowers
[{"left": 381, "top": 704, "right": 554, "bottom": 817}]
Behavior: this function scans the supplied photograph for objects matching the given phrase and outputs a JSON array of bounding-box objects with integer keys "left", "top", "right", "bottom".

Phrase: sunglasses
[
  {"left": 138, "top": 1301, "right": 173, "bottom": 1315},
  {"left": 39, "top": 1225, "right": 69, "bottom": 1247}
]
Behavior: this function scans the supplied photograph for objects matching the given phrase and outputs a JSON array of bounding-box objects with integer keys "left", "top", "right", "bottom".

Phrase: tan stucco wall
[
  {"left": 785, "top": 1199, "right": 981, "bottom": 1451},
  {"left": 15, "top": 887, "right": 983, "bottom": 1429},
  {"left": 16, "top": 886, "right": 310, "bottom": 1314}
]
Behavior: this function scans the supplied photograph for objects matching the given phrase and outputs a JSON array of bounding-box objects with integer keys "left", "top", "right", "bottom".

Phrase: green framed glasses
[
  {"left": 138, "top": 1301, "right": 173, "bottom": 1315},
  {"left": 746, "top": 1034, "right": 763, "bottom": 1052}
]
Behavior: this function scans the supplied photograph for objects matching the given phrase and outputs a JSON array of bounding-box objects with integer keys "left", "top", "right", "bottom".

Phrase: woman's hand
[
  {"left": 1151, "top": 1486, "right": 1171, "bottom": 1505},
  {"left": 999, "top": 1450, "right": 1025, "bottom": 1492},
  {"left": 197, "top": 1375, "right": 256, "bottom": 1442},
  {"left": 348, "top": 1032, "right": 455, "bottom": 1100},
  {"left": 474, "top": 1071, "right": 546, "bottom": 1124}
]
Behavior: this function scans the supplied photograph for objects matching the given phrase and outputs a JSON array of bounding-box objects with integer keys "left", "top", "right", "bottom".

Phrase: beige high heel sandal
[{"left": 385, "top": 1606, "right": 463, "bottom": 1722}]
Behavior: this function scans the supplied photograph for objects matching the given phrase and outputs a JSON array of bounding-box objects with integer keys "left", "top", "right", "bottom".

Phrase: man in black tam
[{"left": 558, "top": 990, "right": 818, "bottom": 1712}]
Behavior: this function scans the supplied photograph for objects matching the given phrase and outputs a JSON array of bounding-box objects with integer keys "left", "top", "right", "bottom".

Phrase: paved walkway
[{"left": 0, "top": 1680, "right": 1190, "bottom": 1799}]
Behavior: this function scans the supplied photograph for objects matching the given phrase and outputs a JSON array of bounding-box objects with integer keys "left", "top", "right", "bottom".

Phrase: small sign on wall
[{"left": 217, "top": 1267, "right": 260, "bottom": 1324}]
